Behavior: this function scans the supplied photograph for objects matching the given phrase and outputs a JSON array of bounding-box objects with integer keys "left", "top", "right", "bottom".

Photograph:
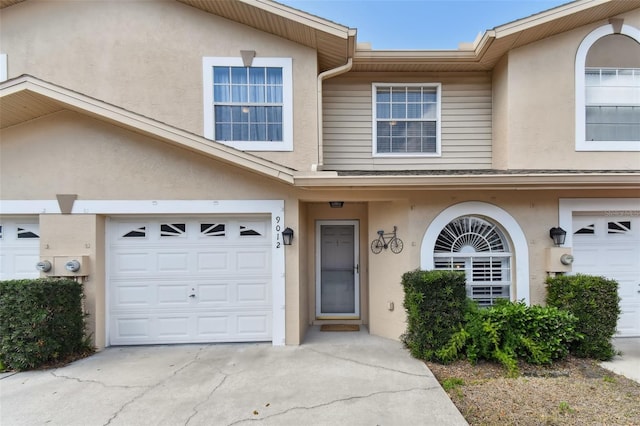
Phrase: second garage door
[
  {"left": 572, "top": 214, "right": 640, "bottom": 337},
  {"left": 109, "top": 216, "right": 272, "bottom": 345}
]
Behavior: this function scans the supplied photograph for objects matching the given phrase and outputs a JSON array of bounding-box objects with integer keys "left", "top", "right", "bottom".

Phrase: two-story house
[{"left": 1, "top": 0, "right": 639, "bottom": 350}]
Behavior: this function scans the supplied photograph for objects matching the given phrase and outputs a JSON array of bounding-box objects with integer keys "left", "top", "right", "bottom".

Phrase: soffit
[
  {"left": 0, "top": 76, "right": 295, "bottom": 184},
  {"left": 176, "top": 0, "right": 353, "bottom": 71}
]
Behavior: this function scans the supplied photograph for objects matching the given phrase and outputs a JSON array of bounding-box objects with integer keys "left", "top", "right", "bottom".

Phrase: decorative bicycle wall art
[{"left": 371, "top": 226, "right": 404, "bottom": 254}]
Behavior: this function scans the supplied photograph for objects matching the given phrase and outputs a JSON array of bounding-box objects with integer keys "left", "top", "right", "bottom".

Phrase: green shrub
[
  {"left": 0, "top": 278, "right": 90, "bottom": 371},
  {"left": 400, "top": 269, "right": 467, "bottom": 362},
  {"left": 437, "top": 300, "right": 581, "bottom": 376},
  {"left": 546, "top": 274, "right": 621, "bottom": 360}
]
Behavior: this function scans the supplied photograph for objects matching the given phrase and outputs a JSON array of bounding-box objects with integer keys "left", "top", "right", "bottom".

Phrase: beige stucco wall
[
  {"left": 0, "top": 0, "right": 319, "bottom": 170},
  {"left": 356, "top": 189, "right": 638, "bottom": 342},
  {"left": 493, "top": 8, "right": 640, "bottom": 170},
  {"left": 1, "top": 110, "right": 305, "bottom": 346}
]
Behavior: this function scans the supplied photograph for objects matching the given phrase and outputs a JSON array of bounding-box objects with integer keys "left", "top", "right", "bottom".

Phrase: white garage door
[
  {"left": 572, "top": 215, "right": 640, "bottom": 337},
  {"left": 109, "top": 217, "right": 272, "bottom": 345},
  {"left": 0, "top": 218, "right": 40, "bottom": 280}
]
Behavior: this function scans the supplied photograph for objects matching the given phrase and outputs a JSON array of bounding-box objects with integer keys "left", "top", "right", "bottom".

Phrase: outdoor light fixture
[
  {"left": 329, "top": 201, "right": 344, "bottom": 208},
  {"left": 282, "top": 227, "right": 294, "bottom": 245},
  {"left": 549, "top": 227, "right": 567, "bottom": 247}
]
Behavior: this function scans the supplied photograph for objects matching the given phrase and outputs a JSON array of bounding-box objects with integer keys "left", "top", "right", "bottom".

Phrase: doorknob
[
  {"left": 355, "top": 264, "right": 359, "bottom": 273},
  {"left": 189, "top": 294, "right": 196, "bottom": 298}
]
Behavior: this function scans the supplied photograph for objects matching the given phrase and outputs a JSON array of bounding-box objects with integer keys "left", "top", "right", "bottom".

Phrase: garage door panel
[
  {"left": 109, "top": 216, "right": 272, "bottom": 345},
  {"left": 197, "top": 251, "right": 229, "bottom": 271},
  {"left": 0, "top": 219, "right": 40, "bottom": 280}
]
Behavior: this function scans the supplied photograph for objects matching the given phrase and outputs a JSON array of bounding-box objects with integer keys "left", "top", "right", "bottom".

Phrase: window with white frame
[
  {"left": 585, "top": 67, "right": 640, "bottom": 142},
  {"left": 372, "top": 83, "right": 441, "bottom": 156},
  {"left": 203, "top": 57, "right": 292, "bottom": 151},
  {"left": 433, "top": 216, "right": 512, "bottom": 307},
  {"left": 575, "top": 25, "right": 640, "bottom": 151}
]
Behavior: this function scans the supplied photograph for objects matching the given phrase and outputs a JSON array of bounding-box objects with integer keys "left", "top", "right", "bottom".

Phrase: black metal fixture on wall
[
  {"left": 282, "top": 227, "right": 294, "bottom": 245},
  {"left": 549, "top": 227, "right": 567, "bottom": 246}
]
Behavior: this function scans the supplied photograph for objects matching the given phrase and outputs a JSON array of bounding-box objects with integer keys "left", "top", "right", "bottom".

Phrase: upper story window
[
  {"left": 372, "top": 83, "right": 441, "bottom": 156},
  {"left": 575, "top": 24, "right": 640, "bottom": 151},
  {"left": 203, "top": 57, "right": 292, "bottom": 151}
]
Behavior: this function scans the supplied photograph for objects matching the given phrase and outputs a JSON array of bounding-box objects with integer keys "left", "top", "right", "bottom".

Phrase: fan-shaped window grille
[{"left": 433, "top": 216, "right": 512, "bottom": 306}]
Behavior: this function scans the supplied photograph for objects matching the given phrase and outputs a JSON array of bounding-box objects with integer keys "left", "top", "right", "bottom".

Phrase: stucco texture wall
[
  {"left": 0, "top": 0, "right": 319, "bottom": 170},
  {"left": 494, "top": 8, "right": 640, "bottom": 170}
]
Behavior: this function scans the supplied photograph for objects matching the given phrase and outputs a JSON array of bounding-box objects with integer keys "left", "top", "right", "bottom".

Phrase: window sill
[{"left": 576, "top": 140, "right": 640, "bottom": 152}]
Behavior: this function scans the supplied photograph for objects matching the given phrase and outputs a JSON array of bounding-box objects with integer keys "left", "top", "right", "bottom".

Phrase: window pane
[
  {"left": 376, "top": 88, "right": 390, "bottom": 103},
  {"left": 250, "top": 123, "right": 267, "bottom": 141},
  {"left": 406, "top": 87, "right": 421, "bottom": 102},
  {"left": 266, "top": 68, "right": 282, "bottom": 85},
  {"left": 232, "top": 123, "right": 248, "bottom": 140},
  {"left": 215, "top": 105, "right": 232, "bottom": 122},
  {"left": 266, "top": 85, "right": 282, "bottom": 103},
  {"left": 391, "top": 121, "right": 406, "bottom": 137},
  {"left": 250, "top": 106, "right": 266, "bottom": 122},
  {"left": 213, "top": 67, "right": 230, "bottom": 84},
  {"left": 215, "top": 123, "right": 231, "bottom": 140},
  {"left": 231, "top": 85, "right": 247, "bottom": 102},
  {"left": 377, "top": 121, "right": 391, "bottom": 137},
  {"left": 423, "top": 89, "right": 437, "bottom": 103},
  {"left": 391, "top": 88, "right": 406, "bottom": 102},
  {"left": 407, "top": 103, "right": 421, "bottom": 119},
  {"left": 249, "top": 85, "right": 265, "bottom": 102},
  {"left": 267, "top": 123, "right": 282, "bottom": 141},
  {"left": 249, "top": 67, "right": 265, "bottom": 84},
  {"left": 267, "top": 106, "right": 282, "bottom": 123},
  {"left": 377, "top": 136, "right": 391, "bottom": 152},
  {"left": 391, "top": 103, "right": 406, "bottom": 119},
  {"left": 213, "top": 84, "right": 229, "bottom": 102},
  {"left": 231, "top": 67, "right": 247, "bottom": 84},
  {"left": 377, "top": 103, "right": 390, "bottom": 119},
  {"left": 232, "top": 106, "right": 248, "bottom": 123},
  {"left": 391, "top": 137, "right": 406, "bottom": 152},
  {"left": 423, "top": 104, "right": 437, "bottom": 119}
]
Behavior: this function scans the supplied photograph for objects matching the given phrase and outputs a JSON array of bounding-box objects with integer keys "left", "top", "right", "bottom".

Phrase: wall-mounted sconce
[
  {"left": 329, "top": 201, "right": 344, "bottom": 208},
  {"left": 549, "top": 227, "right": 567, "bottom": 247},
  {"left": 282, "top": 227, "right": 294, "bottom": 245}
]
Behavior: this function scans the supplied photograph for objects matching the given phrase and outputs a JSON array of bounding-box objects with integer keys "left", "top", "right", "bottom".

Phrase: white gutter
[{"left": 315, "top": 57, "right": 353, "bottom": 171}]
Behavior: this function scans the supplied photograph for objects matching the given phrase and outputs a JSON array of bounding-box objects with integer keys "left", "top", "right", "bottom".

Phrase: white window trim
[
  {"left": 420, "top": 201, "right": 529, "bottom": 304},
  {"left": 0, "top": 54, "right": 7, "bottom": 82},
  {"left": 203, "top": 57, "right": 293, "bottom": 152},
  {"left": 372, "top": 82, "right": 442, "bottom": 157},
  {"left": 575, "top": 24, "right": 640, "bottom": 151}
]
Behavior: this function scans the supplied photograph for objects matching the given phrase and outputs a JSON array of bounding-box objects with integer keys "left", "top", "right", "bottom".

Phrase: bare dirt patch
[{"left": 427, "top": 357, "right": 640, "bottom": 425}]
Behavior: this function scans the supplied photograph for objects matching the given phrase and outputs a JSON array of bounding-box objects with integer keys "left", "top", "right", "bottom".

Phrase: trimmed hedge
[
  {"left": 0, "top": 278, "right": 90, "bottom": 371},
  {"left": 546, "top": 274, "right": 621, "bottom": 360},
  {"left": 401, "top": 269, "right": 467, "bottom": 362}
]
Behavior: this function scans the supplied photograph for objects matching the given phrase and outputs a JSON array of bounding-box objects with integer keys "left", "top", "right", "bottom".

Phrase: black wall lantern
[
  {"left": 549, "top": 226, "right": 567, "bottom": 247},
  {"left": 282, "top": 227, "right": 294, "bottom": 245}
]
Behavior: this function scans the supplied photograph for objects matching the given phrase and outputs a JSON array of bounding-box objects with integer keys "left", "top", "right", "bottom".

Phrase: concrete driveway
[
  {"left": 0, "top": 327, "right": 467, "bottom": 425},
  {"left": 601, "top": 337, "right": 640, "bottom": 383}
]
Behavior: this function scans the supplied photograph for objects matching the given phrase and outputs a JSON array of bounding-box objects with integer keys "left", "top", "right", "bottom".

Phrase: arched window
[
  {"left": 575, "top": 23, "right": 640, "bottom": 151},
  {"left": 433, "top": 216, "right": 512, "bottom": 306}
]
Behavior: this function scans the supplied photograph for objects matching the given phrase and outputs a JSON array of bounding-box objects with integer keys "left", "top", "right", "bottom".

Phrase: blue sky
[{"left": 278, "top": 0, "right": 570, "bottom": 49}]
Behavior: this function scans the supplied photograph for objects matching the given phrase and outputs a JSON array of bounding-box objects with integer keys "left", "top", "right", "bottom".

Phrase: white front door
[
  {"left": 316, "top": 220, "right": 360, "bottom": 319},
  {"left": 572, "top": 215, "right": 640, "bottom": 337},
  {"left": 0, "top": 218, "right": 40, "bottom": 280},
  {"left": 108, "top": 216, "right": 272, "bottom": 345}
]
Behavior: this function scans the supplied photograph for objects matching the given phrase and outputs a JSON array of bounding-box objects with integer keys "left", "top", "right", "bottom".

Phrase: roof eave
[{"left": 293, "top": 172, "right": 640, "bottom": 190}]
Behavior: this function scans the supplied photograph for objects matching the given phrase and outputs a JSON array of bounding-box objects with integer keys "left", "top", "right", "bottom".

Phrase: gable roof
[{"left": 0, "top": 75, "right": 296, "bottom": 184}]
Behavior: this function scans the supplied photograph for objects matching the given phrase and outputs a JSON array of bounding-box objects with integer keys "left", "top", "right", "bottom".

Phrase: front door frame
[{"left": 315, "top": 220, "right": 360, "bottom": 319}]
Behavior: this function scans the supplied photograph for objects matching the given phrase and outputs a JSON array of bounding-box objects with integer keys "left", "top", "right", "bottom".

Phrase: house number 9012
[{"left": 275, "top": 216, "right": 281, "bottom": 248}]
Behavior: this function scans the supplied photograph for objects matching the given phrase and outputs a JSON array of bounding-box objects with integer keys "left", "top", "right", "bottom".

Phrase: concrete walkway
[
  {"left": 600, "top": 337, "right": 640, "bottom": 383},
  {"left": 0, "top": 327, "right": 467, "bottom": 426}
]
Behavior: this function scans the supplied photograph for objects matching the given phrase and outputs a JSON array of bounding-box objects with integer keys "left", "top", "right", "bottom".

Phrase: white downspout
[{"left": 314, "top": 57, "right": 353, "bottom": 171}]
